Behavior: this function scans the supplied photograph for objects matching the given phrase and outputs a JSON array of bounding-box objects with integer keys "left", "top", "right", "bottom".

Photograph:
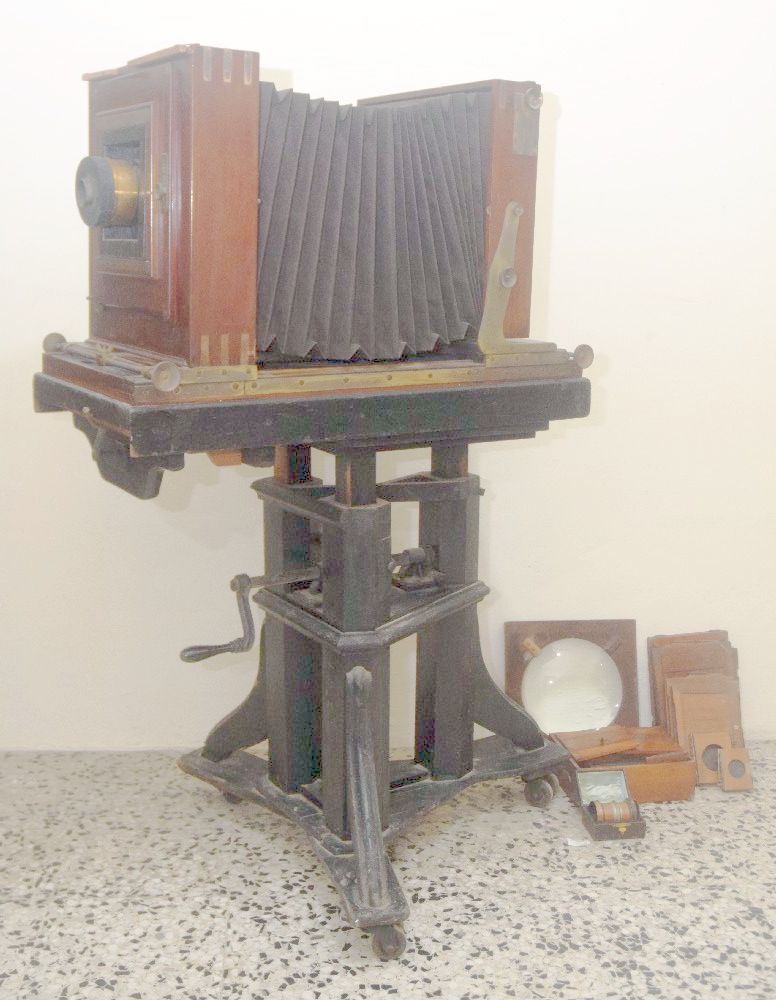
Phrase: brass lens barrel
[{"left": 75, "top": 156, "right": 139, "bottom": 227}]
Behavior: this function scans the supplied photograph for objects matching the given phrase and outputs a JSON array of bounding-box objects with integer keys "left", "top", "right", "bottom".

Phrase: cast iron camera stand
[{"left": 178, "top": 441, "right": 567, "bottom": 960}]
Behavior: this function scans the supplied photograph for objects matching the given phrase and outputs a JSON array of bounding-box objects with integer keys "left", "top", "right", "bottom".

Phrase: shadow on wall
[{"left": 154, "top": 453, "right": 251, "bottom": 513}]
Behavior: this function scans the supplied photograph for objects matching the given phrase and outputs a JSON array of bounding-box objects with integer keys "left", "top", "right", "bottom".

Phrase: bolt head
[
  {"left": 573, "top": 344, "right": 595, "bottom": 369},
  {"left": 524, "top": 86, "right": 543, "bottom": 111},
  {"left": 500, "top": 267, "right": 517, "bottom": 289},
  {"left": 149, "top": 361, "right": 182, "bottom": 392},
  {"left": 42, "top": 332, "right": 67, "bottom": 353}
]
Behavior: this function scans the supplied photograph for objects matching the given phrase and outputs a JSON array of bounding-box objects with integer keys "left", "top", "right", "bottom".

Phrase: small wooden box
[{"left": 553, "top": 725, "right": 696, "bottom": 804}]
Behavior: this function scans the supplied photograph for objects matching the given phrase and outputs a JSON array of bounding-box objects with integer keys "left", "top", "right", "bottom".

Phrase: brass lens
[{"left": 75, "top": 156, "right": 140, "bottom": 227}]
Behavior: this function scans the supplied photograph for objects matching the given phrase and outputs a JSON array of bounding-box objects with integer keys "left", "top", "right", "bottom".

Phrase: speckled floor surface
[{"left": 1, "top": 744, "right": 774, "bottom": 1000}]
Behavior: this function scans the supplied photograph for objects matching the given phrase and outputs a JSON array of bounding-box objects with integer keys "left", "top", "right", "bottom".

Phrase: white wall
[{"left": 2, "top": 0, "right": 775, "bottom": 749}]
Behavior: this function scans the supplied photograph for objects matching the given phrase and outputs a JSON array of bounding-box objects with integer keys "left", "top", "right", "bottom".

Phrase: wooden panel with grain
[
  {"left": 666, "top": 673, "right": 742, "bottom": 750},
  {"left": 648, "top": 630, "right": 738, "bottom": 729},
  {"left": 86, "top": 45, "right": 259, "bottom": 367}
]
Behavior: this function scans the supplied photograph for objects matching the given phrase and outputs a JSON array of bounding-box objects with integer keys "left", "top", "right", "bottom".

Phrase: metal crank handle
[
  {"left": 180, "top": 567, "right": 320, "bottom": 662},
  {"left": 180, "top": 574, "right": 256, "bottom": 662}
]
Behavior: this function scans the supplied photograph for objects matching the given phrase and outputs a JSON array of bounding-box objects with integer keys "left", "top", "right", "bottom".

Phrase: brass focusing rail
[{"left": 42, "top": 336, "right": 591, "bottom": 404}]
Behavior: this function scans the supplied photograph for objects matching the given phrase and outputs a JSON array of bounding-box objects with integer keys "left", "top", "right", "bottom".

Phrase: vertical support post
[
  {"left": 417, "top": 614, "right": 475, "bottom": 777},
  {"left": 335, "top": 450, "right": 377, "bottom": 506},
  {"left": 321, "top": 450, "right": 391, "bottom": 839},
  {"left": 323, "top": 452, "right": 391, "bottom": 632},
  {"left": 274, "top": 443, "right": 312, "bottom": 485},
  {"left": 416, "top": 443, "right": 480, "bottom": 778},
  {"left": 424, "top": 443, "right": 479, "bottom": 583},
  {"left": 430, "top": 442, "right": 469, "bottom": 480},
  {"left": 321, "top": 650, "right": 348, "bottom": 836},
  {"left": 264, "top": 445, "right": 321, "bottom": 792}
]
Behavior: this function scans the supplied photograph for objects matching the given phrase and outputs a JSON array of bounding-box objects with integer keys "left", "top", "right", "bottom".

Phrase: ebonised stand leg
[
  {"left": 322, "top": 650, "right": 390, "bottom": 838},
  {"left": 265, "top": 446, "right": 322, "bottom": 791},
  {"left": 321, "top": 450, "right": 392, "bottom": 837},
  {"left": 416, "top": 615, "right": 476, "bottom": 778},
  {"left": 344, "top": 664, "right": 407, "bottom": 958},
  {"left": 416, "top": 444, "right": 479, "bottom": 777},
  {"left": 470, "top": 608, "right": 544, "bottom": 749},
  {"left": 202, "top": 624, "right": 268, "bottom": 762},
  {"left": 416, "top": 443, "right": 544, "bottom": 771}
]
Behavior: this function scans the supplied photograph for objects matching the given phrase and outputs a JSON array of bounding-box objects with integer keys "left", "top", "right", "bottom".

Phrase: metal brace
[
  {"left": 476, "top": 201, "right": 525, "bottom": 357},
  {"left": 476, "top": 202, "right": 594, "bottom": 372}
]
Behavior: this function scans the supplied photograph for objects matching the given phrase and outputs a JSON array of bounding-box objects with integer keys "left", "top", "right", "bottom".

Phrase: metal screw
[
  {"left": 573, "top": 344, "right": 595, "bottom": 369},
  {"left": 500, "top": 267, "right": 517, "bottom": 289},
  {"left": 42, "top": 332, "right": 67, "bottom": 353},
  {"left": 524, "top": 86, "right": 543, "bottom": 111},
  {"left": 149, "top": 361, "right": 182, "bottom": 392}
]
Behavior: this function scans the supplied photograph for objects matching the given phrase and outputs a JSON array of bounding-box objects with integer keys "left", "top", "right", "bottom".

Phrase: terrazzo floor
[{"left": 2, "top": 744, "right": 775, "bottom": 1000}]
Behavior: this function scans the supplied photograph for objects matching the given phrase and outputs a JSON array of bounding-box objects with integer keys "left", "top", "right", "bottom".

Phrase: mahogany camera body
[
  {"left": 79, "top": 45, "right": 260, "bottom": 372},
  {"left": 43, "top": 44, "right": 589, "bottom": 409}
]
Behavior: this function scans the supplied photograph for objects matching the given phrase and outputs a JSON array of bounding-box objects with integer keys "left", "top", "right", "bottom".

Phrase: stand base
[{"left": 178, "top": 735, "right": 567, "bottom": 951}]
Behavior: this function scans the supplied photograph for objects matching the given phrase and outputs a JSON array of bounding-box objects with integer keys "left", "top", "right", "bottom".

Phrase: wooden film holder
[
  {"left": 691, "top": 730, "right": 732, "bottom": 785},
  {"left": 718, "top": 748, "right": 753, "bottom": 792}
]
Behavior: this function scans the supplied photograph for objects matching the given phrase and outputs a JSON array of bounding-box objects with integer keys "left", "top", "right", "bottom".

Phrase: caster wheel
[
  {"left": 371, "top": 924, "right": 406, "bottom": 961},
  {"left": 547, "top": 772, "right": 561, "bottom": 795},
  {"left": 223, "top": 791, "right": 242, "bottom": 804},
  {"left": 524, "top": 776, "right": 554, "bottom": 809}
]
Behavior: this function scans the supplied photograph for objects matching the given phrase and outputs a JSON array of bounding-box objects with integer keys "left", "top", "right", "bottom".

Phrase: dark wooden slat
[
  {"left": 263, "top": 457, "right": 322, "bottom": 792},
  {"left": 33, "top": 374, "right": 590, "bottom": 457}
]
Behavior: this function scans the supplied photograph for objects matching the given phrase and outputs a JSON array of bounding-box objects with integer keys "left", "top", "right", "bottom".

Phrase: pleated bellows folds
[{"left": 257, "top": 84, "right": 491, "bottom": 361}]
